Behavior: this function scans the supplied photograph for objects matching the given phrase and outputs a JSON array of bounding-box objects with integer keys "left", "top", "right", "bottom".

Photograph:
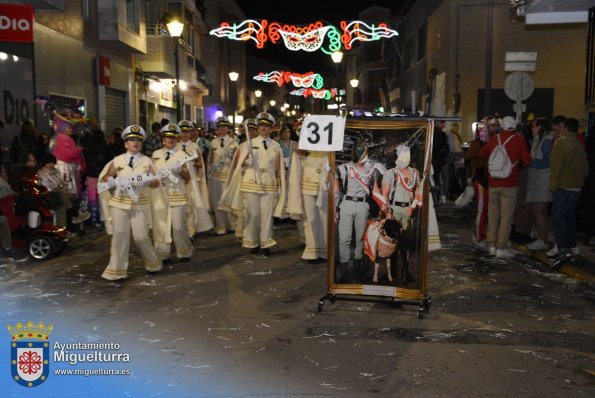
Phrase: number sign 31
[{"left": 298, "top": 115, "right": 345, "bottom": 152}]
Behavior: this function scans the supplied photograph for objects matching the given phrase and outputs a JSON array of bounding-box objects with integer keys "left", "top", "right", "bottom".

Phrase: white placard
[
  {"left": 363, "top": 285, "right": 397, "bottom": 297},
  {"left": 298, "top": 115, "right": 345, "bottom": 152}
]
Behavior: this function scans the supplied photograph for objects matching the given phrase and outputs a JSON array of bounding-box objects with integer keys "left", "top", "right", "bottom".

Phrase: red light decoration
[
  {"left": 290, "top": 88, "right": 346, "bottom": 100},
  {"left": 253, "top": 71, "right": 324, "bottom": 89},
  {"left": 210, "top": 19, "right": 397, "bottom": 54}
]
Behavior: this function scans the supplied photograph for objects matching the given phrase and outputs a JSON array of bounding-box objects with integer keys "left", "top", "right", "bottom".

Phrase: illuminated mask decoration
[
  {"left": 253, "top": 71, "right": 324, "bottom": 89},
  {"left": 290, "top": 88, "right": 346, "bottom": 100},
  {"left": 289, "top": 73, "right": 323, "bottom": 89},
  {"left": 277, "top": 25, "right": 331, "bottom": 52},
  {"left": 209, "top": 19, "right": 397, "bottom": 56}
]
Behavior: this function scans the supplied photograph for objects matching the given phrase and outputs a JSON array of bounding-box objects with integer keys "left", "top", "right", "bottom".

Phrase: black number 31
[{"left": 306, "top": 122, "right": 333, "bottom": 145}]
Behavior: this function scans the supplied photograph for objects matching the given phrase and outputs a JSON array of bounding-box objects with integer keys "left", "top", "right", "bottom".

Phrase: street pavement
[{"left": 0, "top": 205, "right": 594, "bottom": 398}]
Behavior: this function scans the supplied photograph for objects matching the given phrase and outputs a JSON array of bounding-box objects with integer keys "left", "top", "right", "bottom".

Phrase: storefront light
[
  {"left": 0, "top": 52, "right": 8, "bottom": 61},
  {"left": 12, "top": 55, "right": 19, "bottom": 62},
  {"left": 178, "top": 80, "right": 188, "bottom": 91},
  {"left": 214, "top": 110, "right": 223, "bottom": 119}
]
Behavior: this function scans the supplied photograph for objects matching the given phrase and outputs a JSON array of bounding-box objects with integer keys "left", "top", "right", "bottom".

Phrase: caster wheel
[
  {"left": 418, "top": 308, "right": 425, "bottom": 319},
  {"left": 426, "top": 299, "right": 432, "bottom": 313},
  {"left": 330, "top": 295, "right": 336, "bottom": 304},
  {"left": 318, "top": 302, "right": 324, "bottom": 312}
]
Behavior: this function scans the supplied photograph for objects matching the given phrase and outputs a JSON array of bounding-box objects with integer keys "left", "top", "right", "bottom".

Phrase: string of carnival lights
[
  {"left": 209, "top": 19, "right": 398, "bottom": 54},
  {"left": 253, "top": 71, "right": 324, "bottom": 89},
  {"left": 290, "top": 88, "right": 346, "bottom": 100}
]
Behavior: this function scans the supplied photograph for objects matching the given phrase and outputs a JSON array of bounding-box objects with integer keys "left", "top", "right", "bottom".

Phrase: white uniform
[
  {"left": 209, "top": 136, "right": 238, "bottom": 234},
  {"left": 240, "top": 136, "right": 282, "bottom": 249},
  {"left": 152, "top": 148, "right": 193, "bottom": 260},
  {"left": 177, "top": 140, "right": 212, "bottom": 236},
  {"left": 101, "top": 153, "right": 162, "bottom": 280},
  {"left": 287, "top": 151, "right": 328, "bottom": 260}
]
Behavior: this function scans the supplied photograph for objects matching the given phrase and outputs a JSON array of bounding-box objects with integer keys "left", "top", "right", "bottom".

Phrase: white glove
[{"left": 107, "top": 176, "right": 117, "bottom": 189}]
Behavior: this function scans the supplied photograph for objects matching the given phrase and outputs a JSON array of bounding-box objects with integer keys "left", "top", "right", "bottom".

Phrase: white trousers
[
  {"left": 301, "top": 194, "right": 328, "bottom": 260},
  {"left": 102, "top": 207, "right": 161, "bottom": 280},
  {"left": 156, "top": 205, "right": 193, "bottom": 259},
  {"left": 242, "top": 192, "right": 276, "bottom": 249},
  {"left": 210, "top": 178, "right": 234, "bottom": 234}
]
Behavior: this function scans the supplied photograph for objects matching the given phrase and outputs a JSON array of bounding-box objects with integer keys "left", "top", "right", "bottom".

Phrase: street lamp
[
  {"left": 228, "top": 71, "right": 239, "bottom": 133},
  {"left": 269, "top": 100, "right": 276, "bottom": 107},
  {"left": 254, "top": 89, "right": 262, "bottom": 109},
  {"left": 166, "top": 19, "right": 184, "bottom": 121},
  {"left": 350, "top": 78, "right": 359, "bottom": 88}
]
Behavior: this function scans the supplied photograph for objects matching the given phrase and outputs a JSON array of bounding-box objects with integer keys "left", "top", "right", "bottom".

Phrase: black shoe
[
  {"left": 260, "top": 248, "right": 271, "bottom": 257},
  {"left": 178, "top": 257, "right": 191, "bottom": 263},
  {"left": 550, "top": 252, "right": 575, "bottom": 271},
  {"left": 250, "top": 247, "right": 260, "bottom": 254},
  {"left": 162, "top": 258, "right": 172, "bottom": 265},
  {"left": 146, "top": 270, "right": 159, "bottom": 275},
  {"left": 192, "top": 233, "right": 200, "bottom": 240},
  {"left": 227, "top": 229, "right": 235, "bottom": 234}
]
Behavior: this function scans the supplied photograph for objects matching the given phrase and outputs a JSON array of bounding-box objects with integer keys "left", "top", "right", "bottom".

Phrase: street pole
[
  {"left": 232, "top": 81, "right": 236, "bottom": 132},
  {"left": 174, "top": 40, "right": 181, "bottom": 121}
]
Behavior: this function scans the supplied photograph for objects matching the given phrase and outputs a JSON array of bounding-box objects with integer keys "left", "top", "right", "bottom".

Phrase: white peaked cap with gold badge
[{"left": 121, "top": 125, "right": 147, "bottom": 141}]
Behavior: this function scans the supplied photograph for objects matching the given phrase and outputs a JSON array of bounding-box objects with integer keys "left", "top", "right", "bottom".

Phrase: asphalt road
[{"left": 1, "top": 207, "right": 594, "bottom": 397}]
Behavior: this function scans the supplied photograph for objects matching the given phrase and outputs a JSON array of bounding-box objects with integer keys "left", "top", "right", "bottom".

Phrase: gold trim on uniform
[{"left": 240, "top": 182, "right": 278, "bottom": 193}]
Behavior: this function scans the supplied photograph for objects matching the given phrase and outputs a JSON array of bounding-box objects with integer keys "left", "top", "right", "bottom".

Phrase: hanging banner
[{"left": 0, "top": 4, "right": 35, "bottom": 43}]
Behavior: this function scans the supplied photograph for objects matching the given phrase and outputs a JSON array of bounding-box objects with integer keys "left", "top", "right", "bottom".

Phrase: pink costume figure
[{"left": 52, "top": 114, "right": 83, "bottom": 197}]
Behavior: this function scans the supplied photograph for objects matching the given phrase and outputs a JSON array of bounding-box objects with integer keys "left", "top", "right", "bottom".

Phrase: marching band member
[
  {"left": 287, "top": 149, "right": 329, "bottom": 262},
  {"left": 220, "top": 112, "right": 286, "bottom": 256},
  {"left": 152, "top": 124, "right": 193, "bottom": 263},
  {"left": 177, "top": 120, "right": 213, "bottom": 238},
  {"left": 208, "top": 117, "right": 238, "bottom": 235},
  {"left": 220, "top": 118, "right": 259, "bottom": 238},
  {"left": 98, "top": 125, "right": 162, "bottom": 281}
]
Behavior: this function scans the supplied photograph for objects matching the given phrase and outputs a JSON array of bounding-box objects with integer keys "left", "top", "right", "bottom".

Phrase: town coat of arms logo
[{"left": 7, "top": 321, "right": 53, "bottom": 387}]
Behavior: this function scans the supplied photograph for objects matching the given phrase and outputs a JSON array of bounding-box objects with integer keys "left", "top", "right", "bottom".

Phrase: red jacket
[{"left": 479, "top": 131, "right": 532, "bottom": 187}]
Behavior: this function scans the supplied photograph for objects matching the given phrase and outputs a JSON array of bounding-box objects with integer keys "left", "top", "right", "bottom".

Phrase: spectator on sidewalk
[
  {"left": 511, "top": 122, "right": 533, "bottom": 244},
  {"left": 548, "top": 117, "right": 589, "bottom": 262},
  {"left": 82, "top": 125, "right": 109, "bottom": 227},
  {"left": 0, "top": 215, "right": 27, "bottom": 262},
  {"left": 465, "top": 120, "right": 490, "bottom": 249},
  {"left": 479, "top": 116, "right": 532, "bottom": 258},
  {"left": 143, "top": 122, "right": 163, "bottom": 157},
  {"left": 525, "top": 118, "right": 554, "bottom": 251},
  {"left": 440, "top": 122, "right": 458, "bottom": 202},
  {"left": 432, "top": 120, "right": 450, "bottom": 203}
]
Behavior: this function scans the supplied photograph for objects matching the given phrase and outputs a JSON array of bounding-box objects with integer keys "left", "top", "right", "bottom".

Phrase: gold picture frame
[{"left": 322, "top": 117, "right": 436, "bottom": 310}]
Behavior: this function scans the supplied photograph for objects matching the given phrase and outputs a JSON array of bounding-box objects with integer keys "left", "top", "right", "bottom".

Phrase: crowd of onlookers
[{"left": 464, "top": 115, "right": 593, "bottom": 269}]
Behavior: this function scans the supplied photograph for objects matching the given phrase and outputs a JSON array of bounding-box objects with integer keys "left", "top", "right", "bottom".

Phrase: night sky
[{"left": 232, "top": 0, "right": 411, "bottom": 73}]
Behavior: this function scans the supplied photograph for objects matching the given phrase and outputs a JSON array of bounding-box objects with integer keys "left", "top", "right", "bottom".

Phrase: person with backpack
[{"left": 479, "top": 116, "right": 532, "bottom": 258}]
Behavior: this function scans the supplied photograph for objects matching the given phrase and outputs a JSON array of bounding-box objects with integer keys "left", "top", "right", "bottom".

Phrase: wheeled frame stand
[{"left": 317, "top": 293, "right": 432, "bottom": 319}]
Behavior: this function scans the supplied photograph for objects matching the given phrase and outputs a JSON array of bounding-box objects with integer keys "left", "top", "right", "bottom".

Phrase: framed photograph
[{"left": 327, "top": 117, "right": 435, "bottom": 301}]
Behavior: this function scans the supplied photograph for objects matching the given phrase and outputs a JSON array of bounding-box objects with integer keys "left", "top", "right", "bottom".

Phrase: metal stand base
[{"left": 318, "top": 294, "right": 432, "bottom": 319}]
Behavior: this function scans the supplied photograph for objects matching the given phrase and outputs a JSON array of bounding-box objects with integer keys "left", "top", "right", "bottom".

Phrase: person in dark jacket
[
  {"left": 432, "top": 120, "right": 450, "bottom": 203},
  {"left": 82, "top": 127, "right": 110, "bottom": 227},
  {"left": 9, "top": 121, "right": 44, "bottom": 164}
]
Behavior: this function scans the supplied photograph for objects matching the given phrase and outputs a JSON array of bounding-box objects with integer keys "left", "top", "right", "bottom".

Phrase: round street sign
[{"left": 504, "top": 71, "right": 534, "bottom": 101}]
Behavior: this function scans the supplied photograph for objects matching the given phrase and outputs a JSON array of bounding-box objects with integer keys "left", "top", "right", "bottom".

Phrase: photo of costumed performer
[
  {"left": 335, "top": 138, "right": 385, "bottom": 281},
  {"left": 379, "top": 144, "right": 421, "bottom": 284},
  {"left": 219, "top": 112, "right": 287, "bottom": 257},
  {"left": 208, "top": 117, "right": 238, "bottom": 235},
  {"left": 97, "top": 125, "right": 163, "bottom": 281},
  {"left": 286, "top": 147, "right": 329, "bottom": 263},
  {"left": 176, "top": 120, "right": 213, "bottom": 238},
  {"left": 151, "top": 123, "right": 196, "bottom": 263},
  {"left": 219, "top": 118, "right": 259, "bottom": 238}
]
